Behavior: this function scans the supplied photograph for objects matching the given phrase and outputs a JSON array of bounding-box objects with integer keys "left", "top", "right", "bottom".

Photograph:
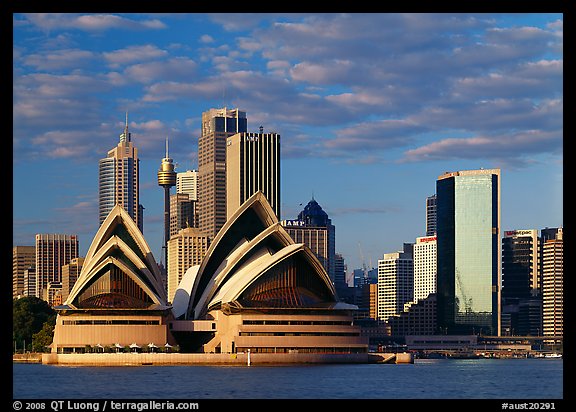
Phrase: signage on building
[
  {"left": 504, "top": 230, "right": 534, "bottom": 237},
  {"left": 246, "top": 135, "right": 259, "bottom": 142},
  {"left": 282, "top": 219, "right": 305, "bottom": 227},
  {"left": 417, "top": 236, "right": 437, "bottom": 243}
]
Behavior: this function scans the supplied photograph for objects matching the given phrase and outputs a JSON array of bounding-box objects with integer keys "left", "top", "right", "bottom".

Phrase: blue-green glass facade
[{"left": 437, "top": 170, "right": 500, "bottom": 335}]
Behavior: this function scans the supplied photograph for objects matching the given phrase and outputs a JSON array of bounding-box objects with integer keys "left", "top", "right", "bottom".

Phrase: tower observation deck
[{"left": 158, "top": 139, "right": 177, "bottom": 275}]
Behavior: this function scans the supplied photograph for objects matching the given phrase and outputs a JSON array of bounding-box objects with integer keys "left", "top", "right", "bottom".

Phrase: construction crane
[
  {"left": 358, "top": 242, "right": 368, "bottom": 280},
  {"left": 455, "top": 268, "right": 472, "bottom": 313}
]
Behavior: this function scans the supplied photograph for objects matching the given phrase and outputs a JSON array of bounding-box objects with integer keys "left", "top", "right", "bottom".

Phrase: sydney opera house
[{"left": 50, "top": 192, "right": 368, "bottom": 356}]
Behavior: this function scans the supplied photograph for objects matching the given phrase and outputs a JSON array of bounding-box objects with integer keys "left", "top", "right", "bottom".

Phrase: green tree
[
  {"left": 13, "top": 297, "right": 56, "bottom": 352},
  {"left": 32, "top": 322, "right": 55, "bottom": 352}
]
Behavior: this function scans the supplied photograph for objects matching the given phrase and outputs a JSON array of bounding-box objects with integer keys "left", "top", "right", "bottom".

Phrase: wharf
[{"left": 30, "top": 351, "right": 413, "bottom": 366}]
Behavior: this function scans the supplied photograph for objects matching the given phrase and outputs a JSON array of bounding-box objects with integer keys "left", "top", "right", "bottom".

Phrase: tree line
[{"left": 13, "top": 296, "right": 55, "bottom": 353}]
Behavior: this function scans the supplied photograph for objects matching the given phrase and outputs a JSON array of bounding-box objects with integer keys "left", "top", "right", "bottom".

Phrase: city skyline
[{"left": 13, "top": 13, "right": 563, "bottom": 272}]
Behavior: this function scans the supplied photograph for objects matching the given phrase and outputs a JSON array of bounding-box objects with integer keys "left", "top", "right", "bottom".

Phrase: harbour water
[{"left": 13, "top": 358, "right": 563, "bottom": 400}]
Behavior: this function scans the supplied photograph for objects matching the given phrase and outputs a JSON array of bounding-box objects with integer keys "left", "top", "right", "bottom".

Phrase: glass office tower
[{"left": 436, "top": 169, "right": 501, "bottom": 336}]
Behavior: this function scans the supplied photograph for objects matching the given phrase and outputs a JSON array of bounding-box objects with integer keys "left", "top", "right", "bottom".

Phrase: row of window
[
  {"left": 62, "top": 319, "right": 160, "bottom": 325},
  {"left": 243, "top": 320, "right": 351, "bottom": 326},
  {"left": 239, "top": 332, "right": 359, "bottom": 337}
]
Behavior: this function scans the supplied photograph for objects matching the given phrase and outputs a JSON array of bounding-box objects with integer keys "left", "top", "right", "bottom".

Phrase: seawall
[
  {"left": 40, "top": 352, "right": 409, "bottom": 366},
  {"left": 13, "top": 353, "right": 42, "bottom": 363}
]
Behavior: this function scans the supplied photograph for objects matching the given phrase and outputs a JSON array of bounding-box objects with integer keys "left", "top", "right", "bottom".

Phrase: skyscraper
[
  {"left": 226, "top": 130, "right": 281, "bottom": 220},
  {"left": 99, "top": 113, "right": 142, "bottom": 232},
  {"left": 413, "top": 235, "right": 437, "bottom": 304},
  {"left": 13, "top": 246, "right": 35, "bottom": 298},
  {"left": 436, "top": 168, "right": 501, "bottom": 336},
  {"left": 377, "top": 243, "right": 414, "bottom": 323},
  {"left": 542, "top": 228, "right": 562, "bottom": 340},
  {"left": 34, "top": 234, "right": 79, "bottom": 301},
  {"left": 170, "top": 193, "right": 195, "bottom": 236},
  {"left": 198, "top": 108, "right": 247, "bottom": 239},
  {"left": 167, "top": 227, "right": 210, "bottom": 304},
  {"left": 176, "top": 170, "right": 198, "bottom": 228},
  {"left": 501, "top": 229, "right": 541, "bottom": 336},
  {"left": 282, "top": 197, "right": 336, "bottom": 283},
  {"left": 177, "top": 169, "right": 198, "bottom": 201},
  {"left": 61, "top": 257, "right": 85, "bottom": 304},
  {"left": 425, "top": 194, "right": 437, "bottom": 236}
]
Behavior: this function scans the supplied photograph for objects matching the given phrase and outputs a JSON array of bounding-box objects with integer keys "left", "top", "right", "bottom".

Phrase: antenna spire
[{"left": 120, "top": 112, "right": 130, "bottom": 143}]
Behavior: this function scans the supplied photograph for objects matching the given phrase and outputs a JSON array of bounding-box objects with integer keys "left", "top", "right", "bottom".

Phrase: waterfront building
[
  {"left": 501, "top": 229, "right": 541, "bottom": 336},
  {"left": 226, "top": 130, "right": 281, "bottom": 221},
  {"left": 198, "top": 107, "right": 247, "bottom": 239},
  {"left": 377, "top": 243, "right": 414, "bottom": 323},
  {"left": 436, "top": 168, "right": 501, "bottom": 336},
  {"left": 166, "top": 227, "right": 210, "bottom": 304},
  {"left": 13, "top": 245, "right": 35, "bottom": 298},
  {"left": 541, "top": 228, "right": 563, "bottom": 340},
  {"left": 99, "top": 113, "right": 142, "bottom": 232},
  {"left": 425, "top": 194, "right": 437, "bottom": 236},
  {"left": 388, "top": 293, "right": 437, "bottom": 336},
  {"left": 34, "top": 234, "right": 79, "bottom": 302},
  {"left": 413, "top": 235, "right": 437, "bottom": 303},
  {"left": 50, "top": 193, "right": 367, "bottom": 355},
  {"left": 177, "top": 169, "right": 198, "bottom": 201},
  {"left": 502, "top": 230, "right": 540, "bottom": 300},
  {"left": 61, "top": 257, "right": 85, "bottom": 304},
  {"left": 281, "top": 197, "right": 336, "bottom": 284},
  {"left": 171, "top": 191, "right": 367, "bottom": 354},
  {"left": 51, "top": 205, "right": 174, "bottom": 353}
]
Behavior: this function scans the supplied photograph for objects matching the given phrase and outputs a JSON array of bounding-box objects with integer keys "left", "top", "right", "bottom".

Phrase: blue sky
[{"left": 12, "top": 13, "right": 563, "bottom": 274}]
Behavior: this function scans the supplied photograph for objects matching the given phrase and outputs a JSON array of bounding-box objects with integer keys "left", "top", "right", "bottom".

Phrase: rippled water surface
[{"left": 13, "top": 358, "right": 563, "bottom": 399}]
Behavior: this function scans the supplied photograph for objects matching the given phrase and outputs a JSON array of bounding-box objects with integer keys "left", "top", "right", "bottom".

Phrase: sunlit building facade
[
  {"left": 413, "top": 235, "right": 437, "bottom": 304},
  {"left": 377, "top": 243, "right": 414, "bottom": 323},
  {"left": 166, "top": 227, "right": 210, "bottom": 304},
  {"left": 98, "top": 114, "right": 142, "bottom": 232},
  {"left": 35, "top": 234, "right": 79, "bottom": 302},
  {"left": 436, "top": 168, "right": 501, "bottom": 336},
  {"left": 542, "top": 228, "right": 563, "bottom": 339},
  {"left": 226, "top": 131, "right": 281, "bottom": 221},
  {"left": 198, "top": 108, "right": 247, "bottom": 239},
  {"left": 13, "top": 245, "right": 35, "bottom": 298}
]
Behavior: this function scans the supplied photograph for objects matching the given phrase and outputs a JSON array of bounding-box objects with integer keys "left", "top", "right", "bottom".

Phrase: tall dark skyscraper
[
  {"left": 282, "top": 197, "right": 336, "bottom": 283},
  {"left": 198, "top": 108, "right": 247, "bottom": 239},
  {"left": 436, "top": 168, "right": 501, "bottom": 336},
  {"left": 501, "top": 229, "right": 541, "bottom": 336},
  {"left": 98, "top": 113, "right": 142, "bottom": 232},
  {"left": 426, "top": 194, "right": 437, "bottom": 236},
  {"left": 226, "top": 130, "right": 281, "bottom": 220}
]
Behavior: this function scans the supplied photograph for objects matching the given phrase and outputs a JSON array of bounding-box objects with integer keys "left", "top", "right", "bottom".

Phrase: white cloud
[{"left": 103, "top": 45, "right": 168, "bottom": 67}]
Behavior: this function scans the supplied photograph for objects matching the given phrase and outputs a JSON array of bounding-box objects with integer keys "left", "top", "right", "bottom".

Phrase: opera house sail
[
  {"left": 50, "top": 193, "right": 368, "bottom": 356},
  {"left": 51, "top": 204, "right": 175, "bottom": 353},
  {"left": 171, "top": 191, "right": 368, "bottom": 354}
]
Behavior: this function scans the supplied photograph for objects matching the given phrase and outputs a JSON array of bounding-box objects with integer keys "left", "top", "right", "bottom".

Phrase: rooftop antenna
[{"left": 120, "top": 112, "right": 130, "bottom": 143}]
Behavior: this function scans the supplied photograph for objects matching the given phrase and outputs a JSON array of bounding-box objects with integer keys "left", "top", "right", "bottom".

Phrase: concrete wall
[{"left": 42, "top": 352, "right": 390, "bottom": 366}]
